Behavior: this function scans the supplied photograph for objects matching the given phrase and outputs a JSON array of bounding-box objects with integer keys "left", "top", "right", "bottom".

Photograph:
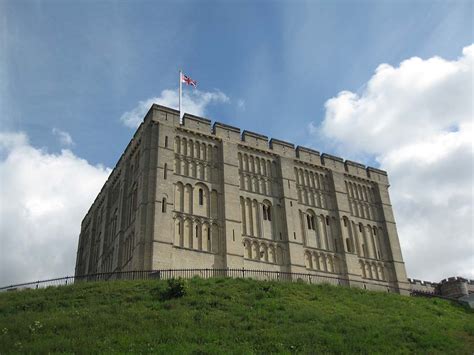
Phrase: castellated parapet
[{"left": 75, "top": 104, "right": 409, "bottom": 294}]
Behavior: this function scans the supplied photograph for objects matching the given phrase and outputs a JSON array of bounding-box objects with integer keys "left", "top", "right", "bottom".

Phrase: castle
[{"left": 75, "top": 104, "right": 410, "bottom": 294}]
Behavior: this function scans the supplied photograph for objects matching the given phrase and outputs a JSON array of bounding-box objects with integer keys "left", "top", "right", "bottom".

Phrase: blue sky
[
  {"left": 1, "top": 0, "right": 473, "bottom": 284},
  {"left": 2, "top": 0, "right": 472, "bottom": 166}
]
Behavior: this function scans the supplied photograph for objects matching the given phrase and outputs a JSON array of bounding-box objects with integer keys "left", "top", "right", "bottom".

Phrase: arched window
[
  {"left": 306, "top": 215, "right": 311, "bottom": 229},
  {"left": 262, "top": 204, "right": 271, "bottom": 221},
  {"left": 161, "top": 197, "right": 166, "bottom": 213},
  {"left": 199, "top": 188, "right": 204, "bottom": 205}
]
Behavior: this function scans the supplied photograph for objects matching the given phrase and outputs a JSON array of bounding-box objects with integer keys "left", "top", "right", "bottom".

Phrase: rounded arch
[
  {"left": 298, "top": 169, "right": 304, "bottom": 186},
  {"left": 194, "top": 220, "right": 202, "bottom": 250},
  {"left": 190, "top": 161, "right": 197, "bottom": 178},
  {"left": 252, "top": 176, "right": 259, "bottom": 193},
  {"left": 174, "top": 215, "right": 183, "bottom": 247},
  {"left": 175, "top": 136, "right": 181, "bottom": 154},
  {"left": 243, "top": 239, "right": 252, "bottom": 258},
  {"left": 304, "top": 251, "right": 313, "bottom": 269},
  {"left": 194, "top": 141, "right": 200, "bottom": 159},
  {"left": 184, "top": 218, "right": 193, "bottom": 249},
  {"left": 252, "top": 241, "right": 259, "bottom": 260},
  {"left": 326, "top": 255, "right": 334, "bottom": 273},
  {"left": 256, "top": 157, "right": 261, "bottom": 175},
  {"left": 262, "top": 159, "right": 267, "bottom": 176},
  {"left": 183, "top": 159, "right": 189, "bottom": 176},
  {"left": 188, "top": 139, "right": 194, "bottom": 157},
  {"left": 202, "top": 222, "right": 211, "bottom": 252},
  {"left": 184, "top": 184, "right": 193, "bottom": 214},
  {"left": 175, "top": 182, "right": 184, "bottom": 212},
  {"left": 197, "top": 162, "right": 204, "bottom": 180},
  {"left": 182, "top": 138, "right": 187, "bottom": 156},
  {"left": 268, "top": 245, "right": 276, "bottom": 263},
  {"left": 251, "top": 199, "right": 260, "bottom": 237},
  {"left": 359, "top": 260, "right": 366, "bottom": 278},
  {"left": 371, "top": 263, "right": 378, "bottom": 279},
  {"left": 262, "top": 199, "right": 273, "bottom": 239},
  {"left": 260, "top": 243, "right": 268, "bottom": 262},
  {"left": 304, "top": 170, "right": 310, "bottom": 186},
  {"left": 378, "top": 263, "right": 386, "bottom": 281},
  {"left": 194, "top": 182, "right": 210, "bottom": 217}
]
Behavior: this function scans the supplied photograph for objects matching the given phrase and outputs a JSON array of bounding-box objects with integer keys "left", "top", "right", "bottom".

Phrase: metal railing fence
[{"left": 0, "top": 268, "right": 413, "bottom": 294}]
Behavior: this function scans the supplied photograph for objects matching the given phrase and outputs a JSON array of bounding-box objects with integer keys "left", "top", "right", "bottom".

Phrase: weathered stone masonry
[{"left": 75, "top": 104, "right": 410, "bottom": 293}]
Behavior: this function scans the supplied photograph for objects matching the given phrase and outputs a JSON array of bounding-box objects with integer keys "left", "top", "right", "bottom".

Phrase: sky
[{"left": 0, "top": 0, "right": 472, "bottom": 286}]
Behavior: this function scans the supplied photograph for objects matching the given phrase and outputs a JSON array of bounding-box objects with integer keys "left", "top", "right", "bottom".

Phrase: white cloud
[
  {"left": 316, "top": 44, "right": 473, "bottom": 282},
  {"left": 0, "top": 132, "right": 110, "bottom": 286},
  {"left": 52, "top": 127, "right": 74, "bottom": 146},
  {"left": 120, "top": 89, "right": 230, "bottom": 128}
]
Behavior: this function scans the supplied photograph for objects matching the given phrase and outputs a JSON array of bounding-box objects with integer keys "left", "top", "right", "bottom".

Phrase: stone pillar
[
  {"left": 325, "top": 156, "right": 365, "bottom": 286},
  {"left": 214, "top": 123, "right": 244, "bottom": 269},
  {"left": 371, "top": 168, "right": 410, "bottom": 294}
]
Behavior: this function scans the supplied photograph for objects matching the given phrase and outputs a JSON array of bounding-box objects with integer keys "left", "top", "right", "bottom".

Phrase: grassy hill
[{"left": 0, "top": 277, "right": 472, "bottom": 354}]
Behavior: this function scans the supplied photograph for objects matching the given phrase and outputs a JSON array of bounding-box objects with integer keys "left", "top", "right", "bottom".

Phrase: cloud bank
[
  {"left": 120, "top": 89, "right": 229, "bottom": 128},
  {"left": 0, "top": 132, "right": 110, "bottom": 286},
  {"left": 317, "top": 44, "right": 473, "bottom": 281}
]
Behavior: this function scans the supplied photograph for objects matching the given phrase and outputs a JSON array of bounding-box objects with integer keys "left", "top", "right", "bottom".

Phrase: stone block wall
[{"left": 75, "top": 104, "right": 410, "bottom": 294}]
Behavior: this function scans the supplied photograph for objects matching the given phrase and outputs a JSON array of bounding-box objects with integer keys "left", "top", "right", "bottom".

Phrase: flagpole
[{"left": 179, "top": 69, "right": 183, "bottom": 124}]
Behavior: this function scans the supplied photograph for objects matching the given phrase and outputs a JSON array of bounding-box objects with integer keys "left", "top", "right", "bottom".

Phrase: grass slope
[{"left": 0, "top": 278, "right": 473, "bottom": 354}]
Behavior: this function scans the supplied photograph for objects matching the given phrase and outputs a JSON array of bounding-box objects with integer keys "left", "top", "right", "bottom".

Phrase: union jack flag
[{"left": 181, "top": 74, "right": 197, "bottom": 88}]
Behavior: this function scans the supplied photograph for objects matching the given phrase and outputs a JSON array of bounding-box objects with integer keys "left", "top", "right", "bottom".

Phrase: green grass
[{"left": 0, "top": 278, "right": 472, "bottom": 354}]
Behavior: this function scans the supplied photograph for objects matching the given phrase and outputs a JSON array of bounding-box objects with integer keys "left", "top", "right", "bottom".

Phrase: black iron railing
[{"left": 0, "top": 268, "right": 412, "bottom": 294}]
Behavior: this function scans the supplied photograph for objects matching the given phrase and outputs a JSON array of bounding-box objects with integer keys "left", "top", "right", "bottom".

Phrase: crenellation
[
  {"left": 295, "top": 146, "right": 321, "bottom": 165},
  {"left": 366, "top": 166, "right": 389, "bottom": 184},
  {"left": 344, "top": 160, "right": 367, "bottom": 177},
  {"left": 269, "top": 138, "right": 295, "bottom": 156},
  {"left": 76, "top": 104, "right": 409, "bottom": 294},
  {"left": 321, "top": 153, "right": 345, "bottom": 172},
  {"left": 241, "top": 130, "right": 269, "bottom": 148},
  {"left": 212, "top": 122, "right": 241, "bottom": 141},
  {"left": 182, "top": 113, "right": 212, "bottom": 133}
]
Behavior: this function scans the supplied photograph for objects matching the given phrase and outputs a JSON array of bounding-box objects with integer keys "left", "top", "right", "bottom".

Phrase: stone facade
[{"left": 75, "top": 104, "right": 410, "bottom": 293}]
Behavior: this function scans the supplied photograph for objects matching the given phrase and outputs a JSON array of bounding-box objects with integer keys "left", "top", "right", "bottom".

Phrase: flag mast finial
[{"left": 179, "top": 71, "right": 197, "bottom": 125}]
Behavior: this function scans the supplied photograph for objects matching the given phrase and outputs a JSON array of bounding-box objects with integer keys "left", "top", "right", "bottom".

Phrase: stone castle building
[{"left": 75, "top": 104, "right": 409, "bottom": 293}]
